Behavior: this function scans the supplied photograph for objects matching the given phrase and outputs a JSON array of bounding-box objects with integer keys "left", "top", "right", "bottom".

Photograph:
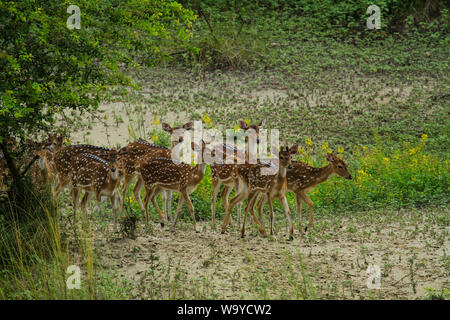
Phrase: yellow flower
[
  {"left": 322, "top": 142, "right": 328, "bottom": 151},
  {"left": 244, "top": 119, "right": 250, "bottom": 125},
  {"left": 383, "top": 157, "right": 390, "bottom": 163},
  {"left": 326, "top": 148, "right": 333, "bottom": 154},
  {"left": 298, "top": 147, "right": 305, "bottom": 155},
  {"left": 127, "top": 196, "right": 134, "bottom": 204},
  {"left": 202, "top": 113, "right": 211, "bottom": 124},
  {"left": 152, "top": 135, "right": 158, "bottom": 142},
  {"left": 409, "top": 148, "right": 416, "bottom": 155},
  {"left": 363, "top": 146, "right": 368, "bottom": 151},
  {"left": 153, "top": 116, "right": 159, "bottom": 125},
  {"left": 305, "top": 137, "right": 312, "bottom": 146},
  {"left": 338, "top": 146, "right": 344, "bottom": 154},
  {"left": 421, "top": 134, "right": 428, "bottom": 140},
  {"left": 233, "top": 124, "right": 240, "bottom": 132},
  {"left": 64, "top": 138, "right": 71, "bottom": 145}
]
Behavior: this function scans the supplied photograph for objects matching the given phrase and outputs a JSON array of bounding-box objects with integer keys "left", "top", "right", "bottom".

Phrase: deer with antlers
[
  {"left": 221, "top": 145, "right": 299, "bottom": 239},
  {"left": 119, "top": 122, "right": 193, "bottom": 218},
  {"left": 210, "top": 120, "right": 265, "bottom": 226},
  {"left": 70, "top": 152, "right": 122, "bottom": 230},
  {"left": 256, "top": 152, "right": 352, "bottom": 233},
  {"left": 138, "top": 140, "right": 208, "bottom": 232}
]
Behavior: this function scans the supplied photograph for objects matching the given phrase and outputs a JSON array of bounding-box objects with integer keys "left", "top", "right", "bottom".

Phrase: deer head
[
  {"left": 239, "top": 119, "right": 265, "bottom": 144},
  {"left": 326, "top": 153, "right": 352, "bottom": 180},
  {"left": 162, "top": 122, "right": 193, "bottom": 147}
]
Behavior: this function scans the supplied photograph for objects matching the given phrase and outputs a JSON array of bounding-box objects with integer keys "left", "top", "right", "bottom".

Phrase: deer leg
[
  {"left": 247, "top": 192, "right": 260, "bottom": 226},
  {"left": 211, "top": 179, "right": 220, "bottom": 225},
  {"left": 282, "top": 196, "right": 294, "bottom": 240},
  {"left": 71, "top": 187, "right": 80, "bottom": 224},
  {"left": 166, "top": 190, "right": 173, "bottom": 222},
  {"left": 256, "top": 194, "right": 267, "bottom": 225},
  {"left": 267, "top": 196, "right": 275, "bottom": 236},
  {"left": 240, "top": 192, "right": 253, "bottom": 238},
  {"left": 111, "top": 191, "right": 119, "bottom": 232},
  {"left": 302, "top": 192, "right": 314, "bottom": 232},
  {"left": 150, "top": 187, "right": 166, "bottom": 227},
  {"left": 221, "top": 184, "right": 248, "bottom": 234},
  {"left": 180, "top": 189, "right": 199, "bottom": 233},
  {"left": 143, "top": 185, "right": 152, "bottom": 226},
  {"left": 221, "top": 185, "right": 235, "bottom": 227},
  {"left": 295, "top": 192, "right": 304, "bottom": 234},
  {"left": 132, "top": 176, "right": 145, "bottom": 211},
  {"left": 81, "top": 191, "right": 92, "bottom": 217},
  {"left": 172, "top": 195, "right": 185, "bottom": 231}
]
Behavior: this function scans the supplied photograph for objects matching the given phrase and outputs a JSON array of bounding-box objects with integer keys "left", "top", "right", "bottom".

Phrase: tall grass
[{"left": 0, "top": 184, "right": 132, "bottom": 299}]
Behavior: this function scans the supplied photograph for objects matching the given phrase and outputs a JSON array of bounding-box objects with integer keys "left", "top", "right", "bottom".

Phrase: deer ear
[
  {"left": 162, "top": 123, "right": 173, "bottom": 133},
  {"left": 239, "top": 120, "right": 249, "bottom": 130},
  {"left": 290, "top": 145, "right": 299, "bottom": 154},
  {"left": 259, "top": 119, "right": 266, "bottom": 127},
  {"left": 183, "top": 122, "right": 193, "bottom": 130},
  {"left": 326, "top": 153, "right": 334, "bottom": 162}
]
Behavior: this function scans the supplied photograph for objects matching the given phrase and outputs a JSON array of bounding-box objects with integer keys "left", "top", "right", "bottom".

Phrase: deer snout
[
  {"left": 179, "top": 137, "right": 184, "bottom": 143},
  {"left": 347, "top": 174, "right": 352, "bottom": 180},
  {"left": 288, "top": 164, "right": 293, "bottom": 169}
]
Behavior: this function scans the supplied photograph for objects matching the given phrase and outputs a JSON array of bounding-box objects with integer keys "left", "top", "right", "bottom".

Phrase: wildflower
[
  {"left": 363, "top": 146, "right": 368, "bottom": 151},
  {"left": 338, "top": 146, "right": 344, "bottom": 154},
  {"left": 64, "top": 138, "right": 71, "bottom": 145},
  {"left": 233, "top": 124, "right": 240, "bottom": 132},
  {"left": 244, "top": 119, "right": 250, "bottom": 125},
  {"left": 322, "top": 142, "right": 328, "bottom": 151},
  {"left": 305, "top": 137, "right": 312, "bottom": 146},
  {"left": 153, "top": 116, "right": 159, "bottom": 125},
  {"left": 127, "top": 196, "right": 134, "bottom": 204},
  {"left": 409, "top": 148, "right": 416, "bottom": 155},
  {"left": 202, "top": 113, "right": 211, "bottom": 124},
  {"left": 383, "top": 157, "right": 389, "bottom": 164},
  {"left": 326, "top": 148, "right": 333, "bottom": 154},
  {"left": 421, "top": 134, "right": 428, "bottom": 140},
  {"left": 152, "top": 135, "right": 158, "bottom": 142},
  {"left": 298, "top": 147, "right": 305, "bottom": 155}
]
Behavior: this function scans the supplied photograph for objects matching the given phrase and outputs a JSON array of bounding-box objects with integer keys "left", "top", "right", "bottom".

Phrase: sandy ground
[{"left": 90, "top": 210, "right": 449, "bottom": 300}]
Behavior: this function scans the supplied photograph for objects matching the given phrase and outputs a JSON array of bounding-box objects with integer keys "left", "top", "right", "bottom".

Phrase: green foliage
[
  {"left": 310, "top": 134, "right": 449, "bottom": 212},
  {"left": 0, "top": 0, "right": 196, "bottom": 140}
]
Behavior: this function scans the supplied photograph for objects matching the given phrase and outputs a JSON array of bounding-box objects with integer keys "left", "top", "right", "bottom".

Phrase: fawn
[
  {"left": 221, "top": 145, "right": 299, "bottom": 239},
  {"left": 120, "top": 122, "right": 193, "bottom": 219},
  {"left": 70, "top": 152, "right": 122, "bottom": 230},
  {"left": 210, "top": 119, "right": 266, "bottom": 226},
  {"left": 138, "top": 141, "right": 208, "bottom": 232},
  {"left": 256, "top": 152, "right": 352, "bottom": 233}
]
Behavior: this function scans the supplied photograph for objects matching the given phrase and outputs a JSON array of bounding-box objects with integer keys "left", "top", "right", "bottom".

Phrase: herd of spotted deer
[{"left": 1, "top": 120, "right": 352, "bottom": 240}]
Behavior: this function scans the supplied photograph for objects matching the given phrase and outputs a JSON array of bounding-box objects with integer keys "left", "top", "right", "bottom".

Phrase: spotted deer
[
  {"left": 119, "top": 122, "right": 193, "bottom": 218},
  {"left": 210, "top": 120, "right": 265, "bottom": 226},
  {"left": 221, "top": 145, "right": 298, "bottom": 239},
  {"left": 138, "top": 141, "right": 208, "bottom": 232},
  {"left": 33, "top": 134, "right": 65, "bottom": 185},
  {"left": 71, "top": 152, "right": 122, "bottom": 230},
  {"left": 256, "top": 152, "right": 352, "bottom": 233},
  {"left": 53, "top": 144, "right": 119, "bottom": 197}
]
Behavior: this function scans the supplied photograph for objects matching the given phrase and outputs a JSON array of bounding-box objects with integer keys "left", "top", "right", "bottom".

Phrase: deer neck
[{"left": 313, "top": 164, "right": 335, "bottom": 185}]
